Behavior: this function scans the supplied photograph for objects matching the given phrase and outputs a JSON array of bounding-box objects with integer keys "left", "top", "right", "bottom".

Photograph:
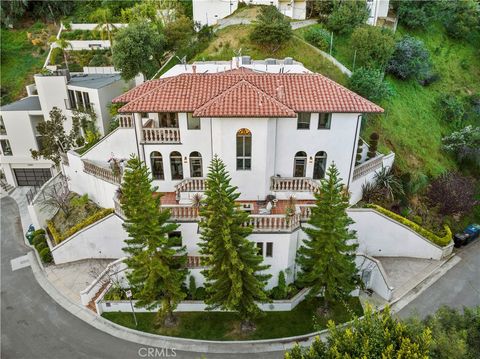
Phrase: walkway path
[{"left": 217, "top": 17, "right": 316, "bottom": 30}]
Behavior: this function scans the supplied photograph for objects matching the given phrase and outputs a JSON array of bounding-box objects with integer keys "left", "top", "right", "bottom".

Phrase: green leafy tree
[
  {"left": 30, "top": 107, "right": 81, "bottom": 166},
  {"left": 296, "top": 163, "right": 359, "bottom": 311},
  {"left": 121, "top": 156, "right": 187, "bottom": 327},
  {"left": 443, "top": 0, "right": 480, "bottom": 39},
  {"left": 395, "top": 0, "right": 437, "bottom": 29},
  {"left": 327, "top": 0, "right": 370, "bottom": 35},
  {"left": 199, "top": 155, "right": 271, "bottom": 330},
  {"left": 286, "top": 306, "right": 432, "bottom": 358},
  {"left": 164, "top": 14, "right": 195, "bottom": 52},
  {"left": 350, "top": 26, "right": 395, "bottom": 69},
  {"left": 250, "top": 5, "right": 292, "bottom": 52},
  {"left": 387, "top": 36, "right": 431, "bottom": 80},
  {"left": 112, "top": 22, "right": 166, "bottom": 80},
  {"left": 348, "top": 67, "right": 393, "bottom": 102}
]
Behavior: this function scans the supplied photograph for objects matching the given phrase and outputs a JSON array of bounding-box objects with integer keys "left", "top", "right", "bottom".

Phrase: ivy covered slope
[{"left": 367, "top": 24, "right": 480, "bottom": 177}]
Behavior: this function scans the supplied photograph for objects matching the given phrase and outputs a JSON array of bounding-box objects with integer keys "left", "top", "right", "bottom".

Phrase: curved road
[{"left": 0, "top": 196, "right": 282, "bottom": 359}]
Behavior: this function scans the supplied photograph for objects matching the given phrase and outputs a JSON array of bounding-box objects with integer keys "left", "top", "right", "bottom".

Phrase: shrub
[
  {"left": 277, "top": 270, "right": 287, "bottom": 299},
  {"left": 188, "top": 275, "right": 196, "bottom": 300},
  {"left": 367, "top": 132, "right": 379, "bottom": 159},
  {"left": 442, "top": 125, "right": 480, "bottom": 165},
  {"left": 367, "top": 204, "right": 452, "bottom": 246},
  {"left": 327, "top": 1, "right": 370, "bottom": 35},
  {"left": 443, "top": 0, "right": 480, "bottom": 39},
  {"left": 387, "top": 36, "right": 431, "bottom": 80},
  {"left": 356, "top": 138, "right": 363, "bottom": 163},
  {"left": 427, "top": 172, "right": 478, "bottom": 216},
  {"left": 40, "top": 248, "right": 53, "bottom": 263},
  {"left": 50, "top": 47, "right": 64, "bottom": 65},
  {"left": 350, "top": 26, "right": 395, "bottom": 68},
  {"left": 34, "top": 229, "right": 46, "bottom": 236},
  {"left": 250, "top": 5, "right": 292, "bottom": 52},
  {"left": 35, "top": 242, "right": 48, "bottom": 252},
  {"left": 437, "top": 94, "right": 465, "bottom": 123},
  {"left": 33, "top": 234, "right": 46, "bottom": 246},
  {"left": 349, "top": 68, "right": 392, "bottom": 103},
  {"left": 396, "top": 0, "right": 437, "bottom": 29},
  {"left": 89, "top": 53, "right": 108, "bottom": 67},
  {"left": 303, "top": 26, "right": 331, "bottom": 51},
  {"left": 195, "top": 287, "right": 206, "bottom": 300}
]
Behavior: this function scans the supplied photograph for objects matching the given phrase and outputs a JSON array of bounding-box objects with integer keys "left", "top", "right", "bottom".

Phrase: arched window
[
  {"left": 313, "top": 151, "right": 327, "bottom": 179},
  {"left": 189, "top": 151, "right": 203, "bottom": 177},
  {"left": 293, "top": 151, "right": 307, "bottom": 177},
  {"left": 170, "top": 151, "right": 183, "bottom": 180},
  {"left": 150, "top": 151, "right": 164, "bottom": 180},
  {"left": 236, "top": 128, "right": 251, "bottom": 170}
]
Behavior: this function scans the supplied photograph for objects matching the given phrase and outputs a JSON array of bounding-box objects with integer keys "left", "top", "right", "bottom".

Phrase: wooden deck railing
[
  {"left": 352, "top": 155, "right": 384, "bottom": 181},
  {"left": 82, "top": 159, "right": 121, "bottom": 185},
  {"left": 143, "top": 128, "right": 181, "bottom": 143},
  {"left": 118, "top": 114, "right": 133, "bottom": 128},
  {"left": 270, "top": 177, "right": 320, "bottom": 192}
]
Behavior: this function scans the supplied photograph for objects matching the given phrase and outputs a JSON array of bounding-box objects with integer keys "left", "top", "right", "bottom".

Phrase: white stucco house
[
  {"left": 0, "top": 69, "right": 133, "bottom": 188},
  {"left": 193, "top": 0, "right": 391, "bottom": 27},
  {"left": 50, "top": 56, "right": 402, "bottom": 291}
]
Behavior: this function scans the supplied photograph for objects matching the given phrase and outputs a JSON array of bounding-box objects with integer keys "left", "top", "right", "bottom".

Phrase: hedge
[
  {"left": 366, "top": 204, "right": 452, "bottom": 247},
  {"left": 47, "top": 208, "right": 114, "bottom": 244},
  {"left": 40, "top": 248, "right": 53, "bottom": 263}
]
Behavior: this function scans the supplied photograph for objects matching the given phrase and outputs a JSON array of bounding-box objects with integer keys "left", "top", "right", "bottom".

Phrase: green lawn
[
  {"left": 194, "top": 25, "right": 348, "bottom": 85},
  {"left": 296, "top": 23, "right": 480, "bottom": 177},
  {"left": 1, "top": 22, "right": 54, "bottom": 105},
  {"left": 102, "top": 297, "right": 363, "bottom": 340}
]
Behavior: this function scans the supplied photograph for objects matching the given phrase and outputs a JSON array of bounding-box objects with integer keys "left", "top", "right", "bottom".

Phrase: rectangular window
[
  {"left": 266, "top": 242, "right": 273, "bottom": 257},
  {"left": 0, "top": 116, "right": 6, "bottom": 135},
  {"left": 168, "top": 231, "right": 182, "bottom": 247},
  {"left": 159, "top": 113, "right": 178, "bottom": 128},
  {"left": 0, "top": 139, "right": 13, "bottom": 155},
  {"left": 82, "top": 92, "right": 91, "bottom": 110},
  {"left": 297, "top": 113, "right": 311, "bottom": 129},
  {"left": 236, "top": 129, "right": 252, "bottom": 170},
  {"left": 318, "top": 113, "right": 332, "bottom": 129},
  {"left": 187, "top": 113, "right": 201, "bottom": 130},
  {"left": 256, "top": 242, "right": 263, "bottom": 256},
  {"left": 67, "top": 90, "right": 76, "bottom": 110},
  {"left": 75, "top": 91, "right": 84, "bottom": 109}
]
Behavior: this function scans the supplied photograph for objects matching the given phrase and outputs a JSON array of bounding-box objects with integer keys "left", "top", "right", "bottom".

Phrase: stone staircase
[{"left": 0, "top": 179, "right": 14, "bottom": 193}]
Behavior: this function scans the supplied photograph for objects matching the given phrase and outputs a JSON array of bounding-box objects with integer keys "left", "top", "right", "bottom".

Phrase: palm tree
[
  {"left": 90, "top": 8, "right": 116, "bottom": 51},
  {"left": 55, "top": 38, "right": 72, "bottom": 70}
]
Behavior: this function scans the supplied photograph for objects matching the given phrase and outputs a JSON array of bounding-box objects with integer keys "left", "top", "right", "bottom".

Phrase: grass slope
[
  {"left": 297, "top": 23, "right": 480, "bottom": 177},
  {"left": 1, "top": 22, "right": 53, "bottom": 105},
  {"left": 194, "top": 25, "right": 348, "bottom": 85},
  {"left": 102, "top": 297, "right": 363, "bottom": 340}
]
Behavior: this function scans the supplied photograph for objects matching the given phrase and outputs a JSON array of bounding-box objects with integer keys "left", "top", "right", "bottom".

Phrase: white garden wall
[
  {"left": 356, "top": 254, "right": 393, "bottom": 301},
  {"left": 51, "top": 214, "right": 127, "bottom": 264},
  {"left": 348, "top": 208, "right": 453, "bottom": 260}
]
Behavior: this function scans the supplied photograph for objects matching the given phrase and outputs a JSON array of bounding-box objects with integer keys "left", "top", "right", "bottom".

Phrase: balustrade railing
[
  {"left": 352, "top": 155, "right": 384, "bottom": 181},
  {"left": 175, "top": 178, "right": 206, "bottom": 197},
  {"left": 162, "top": 205, "right": 200, "bottom": 221},
  {"left": 118, "top": 114, "right": 133, "bottom": 128},
  {"left": 187, "top": 256, "right": 204, "bottom": 268},
  {"left": 297, "top": 204, "right": 315, "bottom": 221},
  {"left": 113, "top": 193, "right": 125, "bottom": 219},
  {"left": 83, "top": 159, "right": 121, "bottom": 185},
  {"left": 270, "top": 177, "right": 320, "bottom": 192},
  {"left": 244, "top": 213, "right": 301, "bottom": 232},
  {"left": 142, "top": 128, "right": 181, "bottom": 143}
]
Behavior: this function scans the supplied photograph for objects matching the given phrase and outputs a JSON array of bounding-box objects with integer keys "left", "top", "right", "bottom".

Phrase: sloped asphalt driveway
[{"left": 0, "top": 196, "right": 281, "bottom": 359}]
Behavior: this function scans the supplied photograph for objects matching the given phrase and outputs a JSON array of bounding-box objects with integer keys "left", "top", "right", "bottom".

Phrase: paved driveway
[
  {"left": 0, "top": 196, "right": 282, "bottom": 359},
  {"left": 397, "top": 239, "right": 480, "bottom": 319}
]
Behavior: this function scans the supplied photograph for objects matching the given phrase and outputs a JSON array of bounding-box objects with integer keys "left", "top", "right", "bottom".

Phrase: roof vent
[
  {"left": 284, "top": 57, "right": 293, "bottom": 65},
  {"left": 241, "top": 56, "right": 251, "bottom": 65}
]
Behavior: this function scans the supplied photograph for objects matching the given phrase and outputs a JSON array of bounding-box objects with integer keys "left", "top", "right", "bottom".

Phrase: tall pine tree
[
  {"left": 199, "top": 155, "right": 271, "bottom": 330},
  {"left": 121, "top": 155, "right": 187, "bottom": 327},
  {"left": 296, "top": 163, "right": 360, "bottom": 311}
]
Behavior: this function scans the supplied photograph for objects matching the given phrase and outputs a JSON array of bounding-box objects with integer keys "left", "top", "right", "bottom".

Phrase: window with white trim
[
  {"left": 318, "top": 113, "right": 331, "bottom": 129},
  {"left": 297, "top": 113, "right": 311, "bottom": 129},
  {"left": 236, "top": 128, "right": 251, "bottom": 170}
]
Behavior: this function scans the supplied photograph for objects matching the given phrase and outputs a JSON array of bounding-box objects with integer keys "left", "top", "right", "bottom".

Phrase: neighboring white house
[
  {"left": 58, "top": 57, "right": 396, "bottom": 288},
  {"left": 0, "top": 69, "right": 134, "bottom": 188},
  {"left": 193, "top": 0, "right": 390, "bottom": 28}
]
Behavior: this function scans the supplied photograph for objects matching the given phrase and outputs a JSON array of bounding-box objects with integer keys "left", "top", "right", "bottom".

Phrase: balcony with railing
[
  {"left": 175, "top": 178, "right": 206, "bottom": 197},
  {"left": 352, "top": 155, "right": 384, "bottom": 181},
  {"left": 270, "top": 177, "right": 320, "bottom": 193},
  {"left": 117, "top": 114, "right": 133, "bottom": 128},
  {"left": 142, "top": 128, "right": 181, "bottom": 144},
  {"left": 244, "top": 213, "right": 301, "bottom": 232},
  {"left": 82, "top": 159, "right": 121, "bottom": 185},
  {"left": 162, "top": 204, "right": 200, "bottom": 221}
]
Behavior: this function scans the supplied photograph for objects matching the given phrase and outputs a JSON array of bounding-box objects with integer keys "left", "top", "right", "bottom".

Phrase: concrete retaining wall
[{"left": 348, "top": 208, "right": 453, "bottom": 260}]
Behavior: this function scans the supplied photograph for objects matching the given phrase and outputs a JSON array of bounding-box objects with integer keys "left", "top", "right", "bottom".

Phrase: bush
[
  {"left": 427, "top": 172, "right": 478, "bottom": 216},
  {"left": 387, "top": 36, "right": 431, "bottom": 80},
  {"left": 195, "top": 287, "right": 206, "bottom": 300},
  {"left": 396, "top": 0, "right": 437, "bottom": 29},
  {"left": 250, "top": 6, "right": 292, "bottom": 52},
  {"left": 35, "top": 242, "right": 48, "bottom": 252},
  {"left": 443, "top": 0, "right": 480, "bottom": 39},
  {"left": 50, "top": 47, "right": 64, "bottom": 65},
  {"left": 34, "top": 229, "right": 46, "bottom": 236},
  {"left": 327, "top": 1, "right": 370, "bottom": 35},
  {"left": 303, "top": 26, "right": 331, "bottom": 51},
  {"left": 349, "top": 68, "right": 392, "bottom": 103},
  {"left": 367, "top": 132, "right": 379, "bottom": 159},
  {"left": 188, "top": 276, "right": 196, "bottom": 300},
  {"left": 89, "top": 53, "right": 108, "bottom": 67},
  {"left": 32, "top": 233, "right": 46, "bottom": 246},
  {"left": 442, "top": 125, "right": 480, "bottom": 165},
  {"left": 350, "top": 26, "right": 395, "bottom": 68},
  {"left": 367, "top": 204, "right": 452, "bottom": 246},
  {"left": 40, "top": 248, "right": 53, "bottom": 263},
  {"left": 437, "top": 94, "right": 465, "bottom": 123}
]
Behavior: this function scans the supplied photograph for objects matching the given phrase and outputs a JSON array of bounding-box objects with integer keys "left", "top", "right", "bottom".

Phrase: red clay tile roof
[
  {"left": 111, "top": 78, "right": 171, "bottom": 103},
  {"left": 116, "top": 68, "right": 384, "bottom": 116}
]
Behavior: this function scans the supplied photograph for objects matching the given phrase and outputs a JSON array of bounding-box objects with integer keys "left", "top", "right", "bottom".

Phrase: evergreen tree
[
  {"left": 296, "top": 163, "right": 360, "bottom": 311},
  {"left": 121, "top": 155, "right": 187, "bottom": 327},
  {"left": 199, "top": 155, "right": 271, "bottom": 330}
]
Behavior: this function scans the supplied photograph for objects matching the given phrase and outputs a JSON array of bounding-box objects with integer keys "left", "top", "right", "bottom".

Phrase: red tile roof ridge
[{"left": 193, "top": 78, "right": 296, "bottom": 118}]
